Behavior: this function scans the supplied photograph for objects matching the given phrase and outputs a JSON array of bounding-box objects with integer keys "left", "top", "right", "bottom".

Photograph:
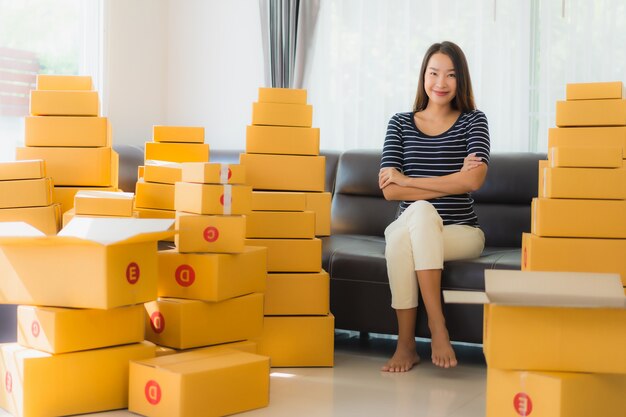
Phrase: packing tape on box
[
  {"left": 220, "top": 164, "right": 230, "bottom": 184},
  {"left": 223, "top": 184, "right": 232, "bottom": 215}
]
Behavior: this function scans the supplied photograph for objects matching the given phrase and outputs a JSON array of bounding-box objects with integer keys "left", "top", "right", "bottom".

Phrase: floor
[{"left": 0, "top": 332, "right": 487, "bottom": 417}]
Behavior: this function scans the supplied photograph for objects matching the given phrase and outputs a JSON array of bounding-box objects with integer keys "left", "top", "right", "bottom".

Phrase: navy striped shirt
[{"left": 381, "top": 110, "right": 490, "bottom": 226}]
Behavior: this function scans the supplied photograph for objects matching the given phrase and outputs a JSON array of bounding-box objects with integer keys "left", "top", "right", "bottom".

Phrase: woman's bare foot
[
  {"left": 381, "top": 341, "right": 420, "bottom": 372},
  {"left": 430, "top": 324, "right": 457, "bottom": 368}
]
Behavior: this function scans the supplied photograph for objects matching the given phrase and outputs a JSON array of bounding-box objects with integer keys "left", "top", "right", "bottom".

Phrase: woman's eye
[{"left": 448, "top": 73, "right": 456, "bottom": 78}]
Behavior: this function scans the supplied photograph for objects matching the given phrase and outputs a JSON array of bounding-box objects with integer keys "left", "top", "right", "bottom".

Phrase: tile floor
[{"left": 0, "top": 332, "right": 487, "bottom": 417}]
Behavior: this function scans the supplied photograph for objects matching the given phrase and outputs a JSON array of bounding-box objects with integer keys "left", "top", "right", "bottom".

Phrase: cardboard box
[
  {"left": 36, "top": 74, "right": 93, "bottom": 91},
  {"left": 62, "top": 208, "right": 138, "bottom": 228},
  {"left": 252, "top": 102, "right": 313, "bottom": 127},
  {"left": 144, "top": 293, "right": 264, "bottom": 349},
  {"left": 135, "top": 207, "right": 176, "bottom": 219},
  {"left": 175, "top": 212, "right": 246, "bottom": 253},
  {"left": 143, "top": 162, "right": 182, "bottom": 185},
  {"left": 17, "top": 304, "right": 144, "bottom": 354},
  {"left": 531, "top": 197, "right": 626, "bottom": 238},
  {"left": 0, "top": 218, "right": 174, "bottom": 309},
  {"left": 566, "top": 81, "right": 623, "bottom": 100},
  {"left": 240, "top": 153, "right": 325, "bottom": 192},
  {"left": 135, "top": 180, "right": 175, "bottom": 210},
  {"left": 174, "top": 182, "right": 252, "bottom": 215},
  {"left": 522, "top": 233, "right": 626, "bottom": 285},
  {"left": 25, "top": 116, "right": 109, "bottom": 147},
  {"left": 53, "top": 185, "right": 118, "bottom": 214},
  {"left": 548, "top": 126, "right": 626, "bottom": 155},
  {"left": 246, "top": 210, "right": 315, "bottom": 238},
  {"left": 129, "top": 349, "right": 269, "bottom": 417},
  {"left": 537, "top": 160, "right": 548, "bottom": 198},
  {"left": 251, "top": 191, "right": 306, "bottom": 211},
  {"left": 30, "top": 90, "right": 99, "bottom": 116},
  {"left": 0, "top": 204, "right": 60, "bottom": 235},
  {"left": 153, "top": 125, "right": 205, "bottom": 143},
  {"left": 144, "top": 142, "right": 209, "bottom": 163},
  {"left": 0, "top": 341, "right": 155, "bottom": 417},
  {"left": 0, "top": 160, "right": 45, "bottom": 181},
  {"left": 305, "top": 191, "right": 332, "bottom": 236},
  {"left": 245, "top": 238, "right": 321, "bottom": 272},
  {"left": 487, "top": 368, "right": 626, "bottom": 417},
  {"left": 265, "top": 271, "right": 330, "bottom": 315},
  {"left": 74, "top": 190, "right": 135, "bottom": 216},
  {"left": 245, "top": 125, "right": 320, "bottom": 155},
  {"left": 542, "top": 165, "right": 626, "bottom": 199},
  {"left": 556, "top": 99, "right": 626, "bottom": 127},
  {"left": 181, "top": 162, "right": 246, "bottom": 185},
  {"left": 258, "top": 87, "right": 307, "bottom": 104},
  {"left": 443, "top": 270, "right": 626, "bottom": 374},
  {"left": 0, "top": 177, "right": 53, "bottom": 209},
  {"left": 254, "top": 314, "right": 335, "bottom": 367},
  {"left": 154, "top": 340, "right": 259, "bottom": 357},
  {"left": 549, "top": 145, "right": 623, "bottom": 168},
  {"left": 16, "top": 146, "right": 118, "bottom": 187},
  {"left": 158, "top": 246, "right": 266, "bottom": 302}
]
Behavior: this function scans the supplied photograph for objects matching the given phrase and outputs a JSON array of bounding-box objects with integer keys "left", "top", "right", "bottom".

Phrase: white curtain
[{"left": 306, "top": 0, "right": 626, "bottom": 153}]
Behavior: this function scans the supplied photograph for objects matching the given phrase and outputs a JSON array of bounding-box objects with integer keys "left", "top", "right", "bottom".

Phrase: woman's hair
[{"left": 412, "top": 41, "right": 475, "bottom": 113}]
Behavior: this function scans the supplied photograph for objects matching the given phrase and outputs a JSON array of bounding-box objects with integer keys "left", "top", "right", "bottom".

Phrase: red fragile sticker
[
  {"left": 175, "top": 264, "right": 196, "bottom": 287},
  {"left": 219, "top": 194, "right": 225, "bottom": 206},
  {"left": 31, "top": 320, "right": 40, "bottom": 338},
  {"left": 126, "top": 262, "right": 140, "bottom": 284},
  {"left": 145, "top": 380, "right": 162, "bottom": 405},
  {"left": 523, "top": 246, "right": 527, "bottom": 269},
  {"left": 5, "top": 372, "right": 12, "bottom": 394},
  {"left": 203, "top": 226, "right": 219, "bottom": 242},
  {"left": 227, "top": 168, "right": 232, "bottom": 180},
  {"left": 150, "top": 311, "right": 165, "bottom": 334},
  {"left": 513, "top": 392, "right": 533, "bottom": 416}
]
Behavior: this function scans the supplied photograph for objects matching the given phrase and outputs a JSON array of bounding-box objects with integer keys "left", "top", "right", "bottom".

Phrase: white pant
[{"left": 384, "top": 200, "right": 485, "bottom": 309}]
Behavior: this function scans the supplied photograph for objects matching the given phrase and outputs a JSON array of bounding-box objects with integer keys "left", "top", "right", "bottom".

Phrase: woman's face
[{"left": 423, "top": 52, "right": 457, "bottom": 107}]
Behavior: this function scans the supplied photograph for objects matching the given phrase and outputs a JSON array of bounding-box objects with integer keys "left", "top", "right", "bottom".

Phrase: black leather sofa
[{"left": 0, "top": 145, "right": 543, "bottom": 346}]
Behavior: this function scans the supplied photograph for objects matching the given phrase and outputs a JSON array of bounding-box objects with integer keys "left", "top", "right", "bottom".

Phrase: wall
[{"left": 104, "top": 0, "right": 264, "bottom": 149}]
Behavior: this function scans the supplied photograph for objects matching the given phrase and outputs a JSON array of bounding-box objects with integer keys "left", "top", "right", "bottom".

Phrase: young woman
[{"left": 379, "top": 41, "right": 490, "bottom": 372}]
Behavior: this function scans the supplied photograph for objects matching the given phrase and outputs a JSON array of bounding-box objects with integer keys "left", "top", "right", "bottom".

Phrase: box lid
[
  {"left": 0, "top": 218, "right": 174, "bottom": 246},
  {"left": 145, "top": 160, "right": 183, "bottom": 168},
  {"left": 75, "top": 190, "right": 134, "bottom": 200},
  {"left": 134, "top": 349, "right": 268, "bottom": 375},
  {"left": 443, "top": 270, "right": 625, "bottom": 308}
]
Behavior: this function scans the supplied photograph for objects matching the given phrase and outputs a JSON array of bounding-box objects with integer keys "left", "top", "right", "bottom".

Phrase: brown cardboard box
[
  {"left": 246, "top": 125, "right": 320, "bottom": 155},
  {"left": 36, "top": 74, "right": 93, "bottom": 91},
  {"left": 245, "top": 237, "right": 322, "bottom": 272},
  {"left": 240, "top": 153, "right": 325, "bottom": 192},
  {"left": 0, "top": 160, "right": 45, "bottom": 181},
  {"left": 175, "top": 212, "right": 246, "bottom": 253},
  {"left": 0, "top": 204, "right": 60, "bottom": 235},
  {"left": 0, "top": 178, "right": 53, "bottom": 209},
  {"left": 258, "top": 87, "right": 307, "bottom": 104},
  {"left": 556, "top": 99, "right": 626, "bottom": 127},
  {"left": 174, "top": 182, "right": 252, "bottom": 215},
  {"left": 265, "top": 271, "right": 330, "bottom": 315},
  {"left": 566, "top": 81, "right": 623, "bottom": 100},
  {"left": 25, "top": 116, "right": 109, "bottom": 147},
  {"left": 30, "top": 90, "right": 99, "bottom": 116},
  {"left": 252, "top": 102, "right": 313, "bottom": 127},
  {"left": 144, "top": 142, "right": 209, "bottom": 163},
  {"left": 152, "top": 126, "right": 205, "bottom": 143}
]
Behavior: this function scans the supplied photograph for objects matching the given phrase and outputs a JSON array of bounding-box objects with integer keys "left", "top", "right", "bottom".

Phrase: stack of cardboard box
[
  {"left": 16, "top": 75, "right": 119, "bottom": 215},
  {"left": 0, "top": 159, "right": 60, "bottom": 234},
  {"left": 62, "top": 190, "right": 136, "bottom": 227},
  {"left": 525, "top": 81, "right": 626, "bottom": 293},
  {"left": 132, "top": 163, "right": 269, "bottom": 416},
  {"left": 0, "top": 217, "right": 174, "bottom": 416},
  {"left": 135, "top": 126, "right": 209, "bottom": 220},
  {"left": 241, "top": 87, "right": 334, "bottom": 367},
  {"left": 475, "top": 81, "right": 626, "bottom": 416}
]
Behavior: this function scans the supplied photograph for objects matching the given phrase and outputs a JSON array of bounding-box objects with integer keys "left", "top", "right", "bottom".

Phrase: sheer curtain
[
  {"left": 306, "top": 0, "right": 530, "bottom": 152},
  {"left": 306, "top": 0, "right": 626, "bottom": 153}
]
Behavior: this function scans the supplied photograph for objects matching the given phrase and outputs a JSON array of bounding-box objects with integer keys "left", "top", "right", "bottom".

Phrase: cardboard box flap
[
  {"left": 136, "top": 350, "right": 266, "bottom": 374},
  {"left": 75, "top": 190, "right": 133, "bottom": 200},
  {"left": 145, "top": 160, "right": 183, "bottom": 168},
  {"left": 443, "top": 270, "right": 625, "bottom": 308},
  {"left": 0, "top": 222, "right": 46, "bottom": 237},
  {"left": 59, "top": 217, "right": 175, "bottom": 245}
]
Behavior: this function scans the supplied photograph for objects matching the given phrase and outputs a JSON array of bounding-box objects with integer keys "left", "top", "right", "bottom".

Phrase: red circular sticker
[
  {"left": 145, "top": 380, "right": 161, "bottom": 405},
  {"left": 203, "top": 226, "right": 219, "bottom": 242},
  {"left": 126, "top": 262, "right": 140, "bottom": 284},
  {"left": 513, "top": 392, "right": 533, "bottom": 416},
  {"left": 5, "top": 372, "right": 12, "bottom": 394},
  {"left": 219, "top": 194, "right": 224, "bottom": 206},
  {"left": 31, "top": 320, "right": 40, "bottom": 338},
  {"left": 150, "top": 311, "right": 165, "bottom": 334},
  {"left": 175, "top": 264, "right": 195, "bottom": 287},
  {"left": 227, "top": 168, "right": 232, "bottom": 180},
  {"left": 523, "top": 246, "right": 528, "bottom": 269}
]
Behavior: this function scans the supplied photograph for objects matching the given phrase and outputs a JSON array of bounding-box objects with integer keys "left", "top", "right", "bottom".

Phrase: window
[{"left": 0, "top": 0, "right": 101, "bottom": 161}]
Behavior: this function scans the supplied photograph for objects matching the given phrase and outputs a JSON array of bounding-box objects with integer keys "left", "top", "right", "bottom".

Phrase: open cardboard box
[
  {"left": 0, "top": 217, "right": 174, "bottom": 309},
  {"left": 444, "top": 270, "right": 626, "bottom": 374}
]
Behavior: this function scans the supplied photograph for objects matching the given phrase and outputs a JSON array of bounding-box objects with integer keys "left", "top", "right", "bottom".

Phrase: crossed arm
[{"left": 379, "top": 153, "right": 488, "bottom": 201}]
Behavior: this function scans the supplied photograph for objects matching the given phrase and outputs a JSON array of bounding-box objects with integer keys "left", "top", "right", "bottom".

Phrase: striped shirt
[{"left": 381, "top": 110, "right": 490, "bottom": 226}]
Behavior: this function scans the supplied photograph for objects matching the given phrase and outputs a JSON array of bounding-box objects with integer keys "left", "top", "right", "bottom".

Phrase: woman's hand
[
  {"left": 379, "top": 167, "right": 409, "bottom": 189},
  {"left": 461, "top": 153, "right": 483, "bottom": 172}
]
